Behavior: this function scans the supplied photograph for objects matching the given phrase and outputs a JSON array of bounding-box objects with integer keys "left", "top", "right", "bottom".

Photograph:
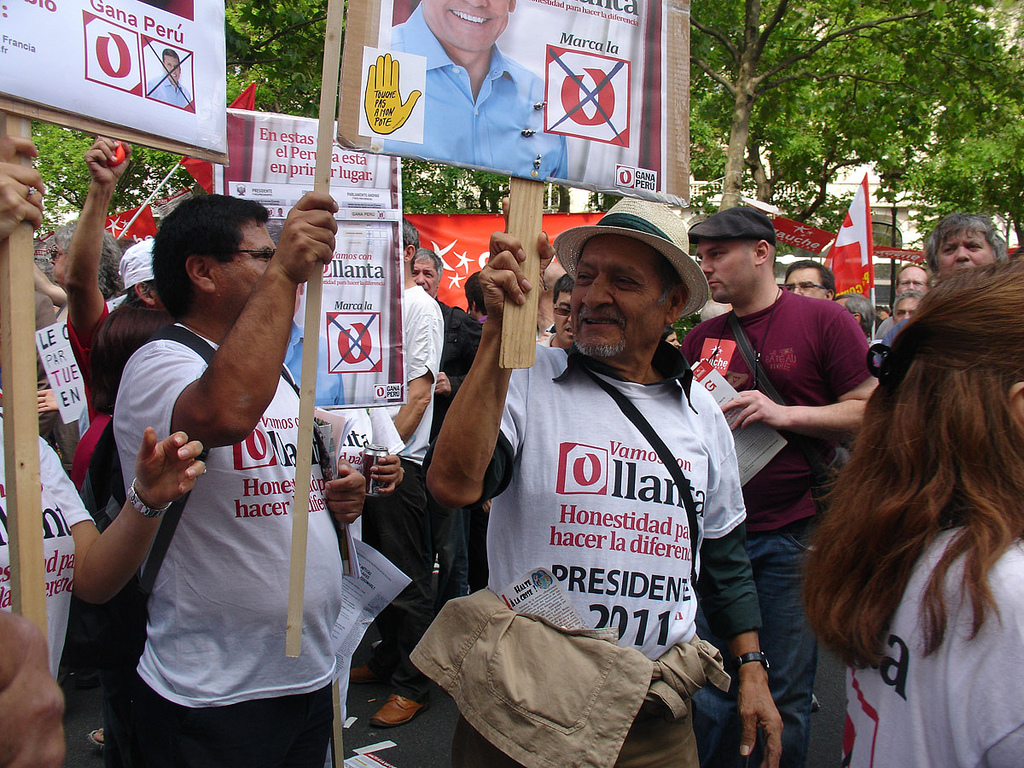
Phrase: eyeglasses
[
  {"left": 784, "top": 281, "right": 827, "bottom": 292},
  {"left": 552, "top": 306, "right": 571, "bottom": 317}
]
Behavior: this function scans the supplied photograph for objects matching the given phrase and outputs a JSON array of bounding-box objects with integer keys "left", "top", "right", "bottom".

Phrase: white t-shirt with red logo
[
  {"left": 490, "top": 347, "right": 745, "bottom": 660},
  {"left": 0, "top": 425, "right": 91, "bottom": 676},
  {"left": 115, "top": 336, "right": 344, "bottom": 707},
  {"left": 844, "top": 530, "right": 1024, "bottom": 768}
]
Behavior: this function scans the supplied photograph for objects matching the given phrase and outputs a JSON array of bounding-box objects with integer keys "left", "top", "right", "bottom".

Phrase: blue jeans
[{"left": 693, "top": 519, "right": 817, "bottom": 768}]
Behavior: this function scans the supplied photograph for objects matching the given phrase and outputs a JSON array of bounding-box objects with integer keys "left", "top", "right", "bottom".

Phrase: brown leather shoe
[
  {"left": 369, "top": 694, "right": 429, "bottom": 727},
  {"left": 349, "top": 665, "right": 384, "bottom": 685}
]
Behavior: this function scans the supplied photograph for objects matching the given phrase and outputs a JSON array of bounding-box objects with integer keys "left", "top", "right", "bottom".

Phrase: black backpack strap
[
  {"left": 725, "top": 312, "right": 832, "bottom": 483},
  {"left": 581, "top": 367, "right": 701, "bottom": 582}
]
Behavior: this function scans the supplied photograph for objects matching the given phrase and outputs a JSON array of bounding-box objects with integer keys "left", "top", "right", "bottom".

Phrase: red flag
[
  {"left": 231, "top": 83, "right": 257, "bottom": 110},
  {"left": 407, "top": 213, "right": 603, "bottom": 309},
  {"left": 105, "top": 204, "right": 158, "bottom": 242},
  {"left": 827, "top": 174, "right": 875, "bottom": 300},
  {"left": 181, "top": 85, "right": 257, "bottom": 193},
  {"left": 180, "top": 157, "right": 214, "bottom": 194}
]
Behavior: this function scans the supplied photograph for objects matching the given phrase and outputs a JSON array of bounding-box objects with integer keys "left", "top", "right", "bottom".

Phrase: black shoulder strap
[
  {"left": 581, "top": 367, "right": 700, "bottom": 582},
  {"left": 725, "top": 312, "right": 831, "bottom": 481},
  {"left": 135, "top": 324, "right": 218, "bottom": 594}
]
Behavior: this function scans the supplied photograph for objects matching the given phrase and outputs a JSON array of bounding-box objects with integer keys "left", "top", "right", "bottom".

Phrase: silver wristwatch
[{"left": 127, "top": 479, "right": 171, "bottom": 518}]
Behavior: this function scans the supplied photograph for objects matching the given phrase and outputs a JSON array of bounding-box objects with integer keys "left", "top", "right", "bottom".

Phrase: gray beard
[{"left": 575, "top": 338, "right": 626, "bottom": 359}]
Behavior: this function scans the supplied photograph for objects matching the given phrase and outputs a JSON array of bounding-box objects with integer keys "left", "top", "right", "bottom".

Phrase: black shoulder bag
[
  {"left": 725, "top": 312, "right": 845, "bottom": 511},
  {"left": 581, "top": 367, "right": 701, "bottom": 583}
]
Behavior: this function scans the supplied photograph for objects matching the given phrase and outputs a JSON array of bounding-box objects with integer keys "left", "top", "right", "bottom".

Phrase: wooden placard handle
[
  {"left": 499, "top": 177, "right": 545, "bottom": 369},
  {"left": 285, "top": 0, "right": 347, "bottom": 660},
  {"left": 0, "top": 112, "right": 46, "bottom": 635}
]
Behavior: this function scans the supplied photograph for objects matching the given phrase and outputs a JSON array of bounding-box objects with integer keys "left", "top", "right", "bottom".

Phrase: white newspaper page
[
  {"left": 333, "top": 539, "right": 411, "bottom": 662},
  {"left": 499, "top": 568, "right": 585, "bottom": 630},
  {"left": 692, "top": 360, "right": 788, "bottom": 486}
]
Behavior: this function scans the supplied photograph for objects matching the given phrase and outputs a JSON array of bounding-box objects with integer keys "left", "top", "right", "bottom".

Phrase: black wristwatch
[{"left": 733, "top": 651, "right": 770, "bottom": 671}]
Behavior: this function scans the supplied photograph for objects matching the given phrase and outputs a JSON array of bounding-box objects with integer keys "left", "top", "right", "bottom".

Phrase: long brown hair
[{"left": 804, "top": 261, "right": 1024, "bottom": 667}]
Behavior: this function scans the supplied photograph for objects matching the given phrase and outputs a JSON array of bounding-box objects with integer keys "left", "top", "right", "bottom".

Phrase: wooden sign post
[
  {"left": 499, "top": 178, "right": 545, "bottom": 369},
  {"left": 285, "top": 0, "right": 347, "bottom": 661},
  {"left": 0, "top": 112, "right": 46, "bottom": 635},
  {"left": 284, "top": 0, "right": 348, "bottom": 759}
]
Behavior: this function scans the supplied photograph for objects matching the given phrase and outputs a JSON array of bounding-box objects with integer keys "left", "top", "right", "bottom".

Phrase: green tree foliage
[
  {"left": 31, "top": 125, "right": 189, "bottom": 231},
  {"left": 689, "top": 0, "right": 1023, "bottom": 235}
]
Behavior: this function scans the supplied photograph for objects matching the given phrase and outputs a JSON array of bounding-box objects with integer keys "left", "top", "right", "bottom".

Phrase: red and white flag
[
  {"left": 105, "top": 204, "right": 158, "bottom": 242},
  {"left": 827, "top": 174, "right": 875, "bottom": 300}
]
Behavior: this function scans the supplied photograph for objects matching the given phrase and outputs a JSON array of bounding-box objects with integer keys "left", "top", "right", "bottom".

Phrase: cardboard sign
[
  {"left": 34, "top": 322, "right": 86, "bottom": 425},
  {"left": 0, "top": 0, "right": 226, "bottom": 160},
  {"left": 338, "top": 0, "right": 690, "bottom": 204}
]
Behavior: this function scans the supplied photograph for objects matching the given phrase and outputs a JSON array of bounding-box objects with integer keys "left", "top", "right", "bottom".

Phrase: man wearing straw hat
[{"left": 423, "top": 198, "right": 781, "bottom": 768}]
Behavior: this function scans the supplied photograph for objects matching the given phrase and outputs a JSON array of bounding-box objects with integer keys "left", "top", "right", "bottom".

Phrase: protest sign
[
  {"left": 35, "top": 322, "right": 87, "bottom": 425},
  {"left": 215, "top": 109, "right": 405, "bottom": 410},
  {"left": 338, "top": 0, "right": 690, "bottom": 205},
  {"left": 0, "top": 0, "right": 226, "bottom": 160}
]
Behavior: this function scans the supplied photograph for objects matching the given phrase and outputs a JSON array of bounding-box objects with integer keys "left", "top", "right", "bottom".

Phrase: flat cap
[{"left": 688, "top": 207, "right": 776, "bottom": 245}]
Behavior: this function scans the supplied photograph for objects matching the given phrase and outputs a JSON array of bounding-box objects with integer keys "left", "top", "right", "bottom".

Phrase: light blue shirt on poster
[
  {"left": 285, "top": 322, "right": 346, "bottom": 407},
  {"left": 147, "top": 76, "right": 192, "bottom": 109},
  {"left": 385, "top": 6, "right": 567, "bottom": 180}
]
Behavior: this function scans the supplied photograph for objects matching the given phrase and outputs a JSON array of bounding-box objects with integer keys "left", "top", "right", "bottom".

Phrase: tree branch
[
  {"left": 691, "top": 56, "right": 738, "bottom": 95},
  {"left": 756, "top": 10, "right": 931, "bottom": 86},
  {"left": 755, "top": 0, "right": 790, "bottom": 60},
  {"left": 244, "top": 14, "right": 327, "bottom": 53},
  {"left": 691, "top": 15, "right": 738, "bottom": 62}
]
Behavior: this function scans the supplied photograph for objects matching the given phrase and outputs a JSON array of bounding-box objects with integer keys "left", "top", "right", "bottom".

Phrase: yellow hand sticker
[{"left": 364, "top": 54, "right": 422, "bottom": 135}]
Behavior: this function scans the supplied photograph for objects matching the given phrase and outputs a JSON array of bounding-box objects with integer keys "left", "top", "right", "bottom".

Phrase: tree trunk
[{"left": 720, "top": 0, "right": 761, "bottom": 211}]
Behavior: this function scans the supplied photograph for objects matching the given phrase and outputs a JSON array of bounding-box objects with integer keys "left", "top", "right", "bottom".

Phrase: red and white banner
[
  {"left": 827, "top": 175, "right": 875, "bottom": 300},
  {"left": 105, "top": 204, "right": 158, "bottom": 242},
  {"left": 772, "top": 216, "right": 835, "bottom": 255},
  {"left": 874, "top": 246, "right": 924, "bottom": 264},
  {"left": 406, "top": 213, "right": 604, "bottom": 310}
]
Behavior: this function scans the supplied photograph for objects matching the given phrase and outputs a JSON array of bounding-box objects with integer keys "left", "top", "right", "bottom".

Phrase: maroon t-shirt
[{"left": 682, "top": 290, "right": 870, "bottom": 531}]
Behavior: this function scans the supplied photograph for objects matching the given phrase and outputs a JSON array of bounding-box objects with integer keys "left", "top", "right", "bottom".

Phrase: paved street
[{"left": 62, "top": 628, "right": 845, "bottom": 767}]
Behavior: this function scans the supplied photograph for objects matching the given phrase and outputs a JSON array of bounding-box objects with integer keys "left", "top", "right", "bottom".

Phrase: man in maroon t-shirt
[{"left": 682, "top": 207, "right": 874, "bottom": 768}]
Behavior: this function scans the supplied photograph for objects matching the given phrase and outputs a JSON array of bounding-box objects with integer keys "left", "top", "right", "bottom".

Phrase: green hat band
[{"left": 598, "top": 212, "right": 672, "bottom": 243}]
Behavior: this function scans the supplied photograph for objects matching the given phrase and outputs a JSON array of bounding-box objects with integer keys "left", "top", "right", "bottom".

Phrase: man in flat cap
[
  {"left": 423, "top": 199, "right": 781, "bottom": 768},
  {"left": 682, "top": 207, "right": 874, "bottom": 768}
]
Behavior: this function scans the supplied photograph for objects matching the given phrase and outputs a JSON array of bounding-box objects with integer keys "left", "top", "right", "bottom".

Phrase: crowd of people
[{"left": 1, "top": 129, "right": 1022, "bottom": 768}]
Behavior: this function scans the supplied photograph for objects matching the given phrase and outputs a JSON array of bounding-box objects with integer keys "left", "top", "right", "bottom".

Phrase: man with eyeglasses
[
  {"left": 540, "top": 273, "right": 574, "bottom": 350},
  {"left": 114, "top": 194, "right": 366, "bottom": 767},
  {"left": 683, "top": 207, "right": 874, "bottom": 768},
  {"left": 782, "top": 260, "right": 835, "bottom": 301}
]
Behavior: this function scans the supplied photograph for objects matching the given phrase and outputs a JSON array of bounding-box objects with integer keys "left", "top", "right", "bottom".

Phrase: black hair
[
  {"left": 152, "top": 194, "right": 268, "bottom": 318},
  {"left": 785, "top": 259, "right": 836, "bottom": 294},
  {"left": 553, "top": 273, "right": 574, "bottom": 302}
]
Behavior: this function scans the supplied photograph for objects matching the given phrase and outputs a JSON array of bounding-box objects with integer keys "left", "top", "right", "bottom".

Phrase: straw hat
[{"left": 553, "top": 198, "right": 708, "bottom": 317}]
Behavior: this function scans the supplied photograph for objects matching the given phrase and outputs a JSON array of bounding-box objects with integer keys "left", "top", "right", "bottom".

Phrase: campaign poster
[
  {"left": 0, "top": 0, "right": 226, "bottom": 158},
  {"left": 339, "top": 0, "right": 689, "bottom": 204},
  {"left": 214, "top": 109, "right": 404, "bottom": 409}
]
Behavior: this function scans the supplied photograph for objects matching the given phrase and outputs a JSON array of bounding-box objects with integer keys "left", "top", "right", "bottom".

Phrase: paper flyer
[{"left": 691, "top": 360, "right": 788, "bottom": 486}]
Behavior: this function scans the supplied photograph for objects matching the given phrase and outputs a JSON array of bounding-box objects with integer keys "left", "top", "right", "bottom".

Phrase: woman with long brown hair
[{"left": 804, "top": 261, "right": 1024, "bottom": 767}]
